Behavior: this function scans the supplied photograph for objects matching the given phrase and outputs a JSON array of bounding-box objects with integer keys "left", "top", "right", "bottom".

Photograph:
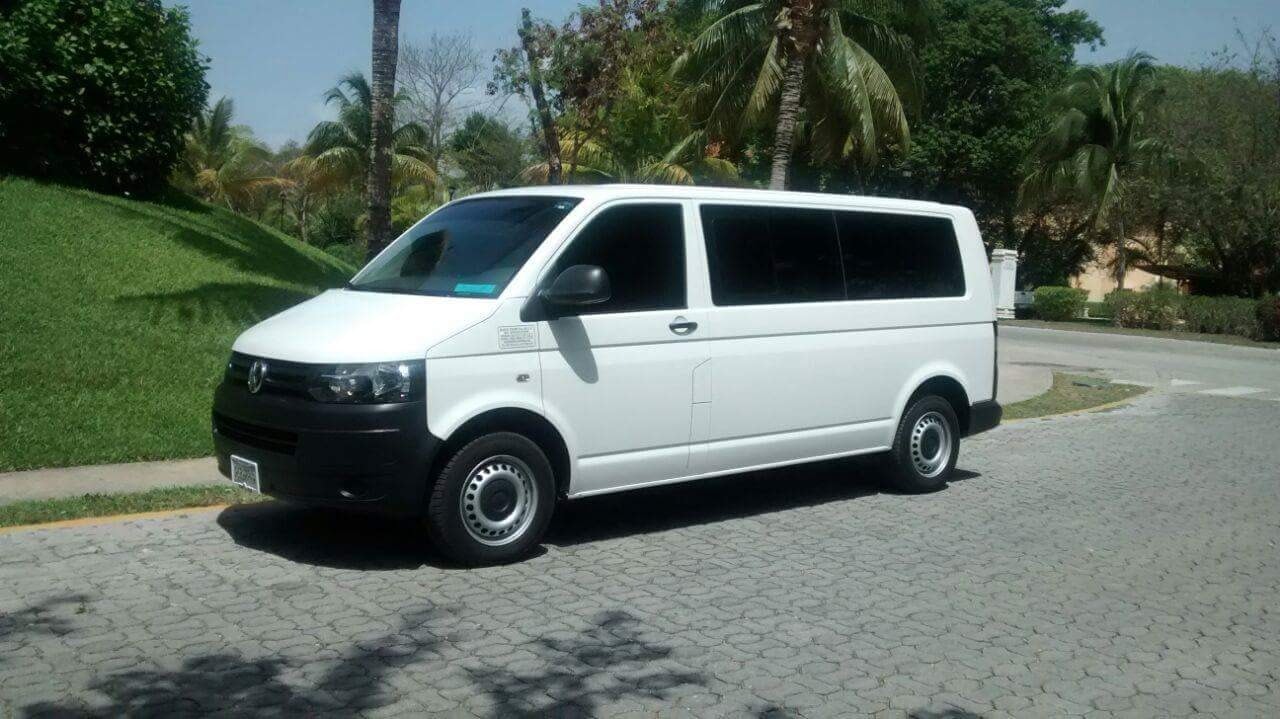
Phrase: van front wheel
[
  {"left": 426, "top": 432, "right": 555, "bottom": 566},
  {"left": 882, "top": 395, "right": 960, "bottom": 493}
]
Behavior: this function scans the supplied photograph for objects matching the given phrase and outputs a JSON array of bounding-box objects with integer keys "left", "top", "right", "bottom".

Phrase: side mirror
[{"left": 539, "top": 265, "right": 611, "bottom": 314}]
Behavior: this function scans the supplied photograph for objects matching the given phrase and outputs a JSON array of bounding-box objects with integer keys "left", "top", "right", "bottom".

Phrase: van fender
[
  {"left": 430, "top": 395, "right": 574, "bottom": 452},
  {"left": 890, "top": 363, "right": 972, "bottom": 429},
  {"left": 429, "top": 394, "right": 581, "bottom": 477}
]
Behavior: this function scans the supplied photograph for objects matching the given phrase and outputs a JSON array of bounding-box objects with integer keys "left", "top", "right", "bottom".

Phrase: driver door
[{"left": 536, "top": 201, "right": 708, "bottom": 495}]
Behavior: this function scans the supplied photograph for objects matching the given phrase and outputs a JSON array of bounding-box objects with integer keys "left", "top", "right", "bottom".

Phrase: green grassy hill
[{"left": 0, "top": 176, "right": 354, "bottom": 471}]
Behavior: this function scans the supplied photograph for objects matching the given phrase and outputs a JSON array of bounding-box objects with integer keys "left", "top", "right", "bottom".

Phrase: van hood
[{"left": 232, "top": 289, "right": 498, "bottom": 364}]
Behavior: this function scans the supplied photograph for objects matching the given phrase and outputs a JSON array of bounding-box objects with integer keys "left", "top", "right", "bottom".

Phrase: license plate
[{"left": 229, "top": 455, "right": 261, "bottom": 493}]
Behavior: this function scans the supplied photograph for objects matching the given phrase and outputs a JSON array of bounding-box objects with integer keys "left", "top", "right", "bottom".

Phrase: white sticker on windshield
[{"left": 498, "top": 325, "right": 537, "bottom": 351}]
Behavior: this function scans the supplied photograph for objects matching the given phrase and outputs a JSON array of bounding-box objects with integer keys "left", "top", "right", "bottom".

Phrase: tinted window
[
  {"left": 350, "top": 196, "right": 579, "bottom": 297},
  {"left": 548, "top": 203, "right": 685, "bottom": 314},
  {"left": 836, "top": 211, "right": 965, "bottom": 299},
  {"left": 701, "top": 205, "right": 843, "bottom": 305}
]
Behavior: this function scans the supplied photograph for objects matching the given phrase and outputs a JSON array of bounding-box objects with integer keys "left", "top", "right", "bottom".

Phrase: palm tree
[
  {"left": 673, "top": 0, "right": 927, "bottom": 190},
  {"left": 520, "top": 131, "right": 739, "bottom": 186},
  {"left": 306, "top": 73, "right": 437, "bottom": 193},
  {"left": 179, "top": 97, "right": 283, "bottom": 210},
  {"left": 1021, "top": 51, "right": 1169, "bottom": 290},
  {"left": 277, "top": 154, "right": 344, "bottom": 243}
]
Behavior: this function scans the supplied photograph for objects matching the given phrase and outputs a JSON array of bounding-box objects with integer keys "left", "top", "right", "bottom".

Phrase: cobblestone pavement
[{"left": 2, "top": 392, "right": 1278, "bottom": 718}]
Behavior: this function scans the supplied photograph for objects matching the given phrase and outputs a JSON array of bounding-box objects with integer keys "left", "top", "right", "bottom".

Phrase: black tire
[
  {"left": 426, "top": 432, "right": 556, "bottom": 566},
  {"left": 881, "top": 395, "right": 961, "bottom": 493}
]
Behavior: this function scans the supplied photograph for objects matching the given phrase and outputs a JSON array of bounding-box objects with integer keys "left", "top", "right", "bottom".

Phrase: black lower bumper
[
  {"left": 212, "top": 382, "right": 440, "bottom": 516},
  {"left": 966, "top": 400, "right": 1002, "bottom": 436}
]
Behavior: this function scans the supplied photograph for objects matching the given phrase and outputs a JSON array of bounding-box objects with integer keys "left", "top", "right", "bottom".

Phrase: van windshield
[{"left": 348, "top": 196, "right": 580, "bottom": 297}]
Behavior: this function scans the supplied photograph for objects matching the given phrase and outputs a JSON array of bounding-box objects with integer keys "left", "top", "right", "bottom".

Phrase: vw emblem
[{"left": 247, "top": 360, "right": 267, "bottom": 394}]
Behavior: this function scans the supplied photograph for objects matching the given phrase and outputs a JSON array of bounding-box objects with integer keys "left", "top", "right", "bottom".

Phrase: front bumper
[
  {"left": 966, "top": 400, "right": 1002, "bottom": 436},
  {"left": 212, "top": 381, "right": 440, "bottom": 516}
]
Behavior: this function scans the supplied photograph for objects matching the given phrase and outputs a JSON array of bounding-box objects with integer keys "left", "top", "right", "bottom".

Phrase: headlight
[{"left": 308, "top": 361, "right": 424, "bottom": 404}]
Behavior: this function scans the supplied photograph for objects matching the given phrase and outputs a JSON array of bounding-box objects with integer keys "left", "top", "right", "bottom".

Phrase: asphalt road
[
  {"left": 2, "top": 331, "right": 1278, "bottom": 718},
  {"left": 1001, "top": 325, "right": 1280, "bottom": 401}
]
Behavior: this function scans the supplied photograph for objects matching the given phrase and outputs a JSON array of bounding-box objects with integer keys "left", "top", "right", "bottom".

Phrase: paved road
[
  {"left": 1001, "top": 325, "right": 1280, "bottom": 401},
  {"left": 3, "top": 383, "right": 1278, "bottom": 716}
]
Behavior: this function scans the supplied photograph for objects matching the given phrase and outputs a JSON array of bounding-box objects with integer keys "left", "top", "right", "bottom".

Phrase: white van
[{"left": 214, "top": 185, "right": 1000, "bottom": 565}]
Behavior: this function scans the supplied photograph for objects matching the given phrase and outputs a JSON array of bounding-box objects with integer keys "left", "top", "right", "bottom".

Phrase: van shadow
[
  {"left": 216, "top": 462, "right": 978, "bottom": 570},
  {"left": 216, "top": 503, "right": 439, "bottom": 571}
]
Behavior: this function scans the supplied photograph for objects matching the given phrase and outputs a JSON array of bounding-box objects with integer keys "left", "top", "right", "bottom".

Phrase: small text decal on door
[{"left": 498, "top": 325, "right": 537, "bottom": 351}]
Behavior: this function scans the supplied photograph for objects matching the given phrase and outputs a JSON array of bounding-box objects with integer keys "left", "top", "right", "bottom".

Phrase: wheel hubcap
[
  {"left": 910, "top": 412, "right": 952, "bottom": 478},
  {"left": 460, "top": 455, "right": 537, "bottom": 546}
]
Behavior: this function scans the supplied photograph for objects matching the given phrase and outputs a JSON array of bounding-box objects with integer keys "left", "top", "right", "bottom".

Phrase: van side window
[
  {"left": 550, "top": 203, "right": 686, "bottom": 314},
  {"left": 701, "top": 205, "right": 843, "bottom": 305},
  {"left": 836, "top": 211, "right": 966, "bottom": 299}
]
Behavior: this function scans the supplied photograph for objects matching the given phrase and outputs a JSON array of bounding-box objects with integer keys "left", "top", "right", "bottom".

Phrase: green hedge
[
  {"left": 1032, "top": 286, "right": 1088, "bottom": 321},
  {"left": 1104, "top": 287, "right": 1276, "bottom": 341},
  {"left": 1258, "top": 296, "right": 1280, "bottom": 341}
]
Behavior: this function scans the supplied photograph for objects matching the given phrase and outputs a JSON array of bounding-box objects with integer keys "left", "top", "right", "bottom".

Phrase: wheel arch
[
  {"left": 432, "top": 407, "right": 572, "bottom": 499},
  {"left": 897, "top": 371, "right": 972, "bottom": 436}
]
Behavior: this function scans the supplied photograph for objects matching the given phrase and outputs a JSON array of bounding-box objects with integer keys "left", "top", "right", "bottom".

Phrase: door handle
[{"left": 668, "top": 318, "right": 698, "bottom": 335}]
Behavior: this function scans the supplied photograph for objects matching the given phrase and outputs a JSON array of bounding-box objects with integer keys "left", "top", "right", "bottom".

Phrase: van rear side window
[
  {"left": 701, "top": 205, "right": 843, "bottom": 305},
  {"left": 836, "top": 211, "right": 965, "bottom": 300},
  {"left": 701, "top": 204, "right": 966, "bottom": 305}
]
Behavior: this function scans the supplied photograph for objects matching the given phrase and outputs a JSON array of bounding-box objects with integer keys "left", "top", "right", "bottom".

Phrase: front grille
[
  {"left": 226, "top": 352, "right": 314, "bottom": 398},
  {"left": 213, "top": 412, "right": 299, "bottom": 455}
]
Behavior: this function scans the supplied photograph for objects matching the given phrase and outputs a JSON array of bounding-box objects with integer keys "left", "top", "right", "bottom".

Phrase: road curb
[
  {"left": 0, "top": 504, "right": 230, "bottom": 535},
  {"left": 1001, "top": 390, "right": 1149, "bottom": 425}
]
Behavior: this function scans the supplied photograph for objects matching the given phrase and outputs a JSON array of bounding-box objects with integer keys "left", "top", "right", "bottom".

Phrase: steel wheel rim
[
  {"left": 459, "top": 455, "right": 537, "bottom": 546},
  {"left": 910, "top": 412, "right": 952, "bottom": 478}
]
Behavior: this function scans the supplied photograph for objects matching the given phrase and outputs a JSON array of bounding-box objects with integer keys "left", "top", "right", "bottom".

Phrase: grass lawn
[
  {"left": 0, "top": 485, "right": 267, "bottom": 529},
  {"left": 0, "top": 176, "right": 354, "bottom": 471},
  {"left": 1003, "top": 319, "right": 1280, "bottom": 349},
  {"left": 1003, "top": 372, "right": 1147, "bottom": 421}
]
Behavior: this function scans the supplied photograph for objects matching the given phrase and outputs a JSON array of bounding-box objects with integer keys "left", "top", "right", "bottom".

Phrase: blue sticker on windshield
[{"left": 454, "top": 283, "right": 497, "bottom": 295}]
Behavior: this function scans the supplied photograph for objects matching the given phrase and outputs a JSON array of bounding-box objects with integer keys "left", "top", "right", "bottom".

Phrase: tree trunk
[
  {"left": 1115, "top": 215, "right": 1127, "bottom": 292},
  {"left": 299, "top": 196, "right": 309, "bottom": 244},
  {"left": 366, "top": 0, "right": 402, "bottom": 262},
  {"left": 520, "top": 8, "right": 561, "bottom": 185},
  {"left": 769, "top": 1, "right": 815, "bottom": 191}
]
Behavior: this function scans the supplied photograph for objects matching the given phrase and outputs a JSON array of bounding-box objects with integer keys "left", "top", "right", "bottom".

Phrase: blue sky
[{"left": 173, "top": 0, "right": 1280, "bottom": 149}]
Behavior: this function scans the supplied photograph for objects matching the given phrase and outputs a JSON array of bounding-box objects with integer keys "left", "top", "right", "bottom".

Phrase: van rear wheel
[
  {"left": 426, "top": 432, "right": 555, "bottom": 566},
  {"left": 882, "top": 395, "right": 960, "bottom": 493}
]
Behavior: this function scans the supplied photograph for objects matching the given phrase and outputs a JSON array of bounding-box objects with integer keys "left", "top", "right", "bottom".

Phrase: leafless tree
[{"left": 399, "top": 32, "right": 483, "bottom": 168}]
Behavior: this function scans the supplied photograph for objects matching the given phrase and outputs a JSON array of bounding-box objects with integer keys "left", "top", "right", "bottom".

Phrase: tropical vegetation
[{"left": 3, "top": 0, "right": 1279, "bottom": 303}]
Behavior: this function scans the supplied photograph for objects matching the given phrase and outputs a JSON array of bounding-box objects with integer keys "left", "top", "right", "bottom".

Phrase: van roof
[{"left": 460, "top": 183, "right": 963, "bottom": 214}]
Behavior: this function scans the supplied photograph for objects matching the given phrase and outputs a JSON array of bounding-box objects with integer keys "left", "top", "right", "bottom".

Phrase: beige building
[{"left": 1069, "top": 247, "right": 1178, "bottom": 301}]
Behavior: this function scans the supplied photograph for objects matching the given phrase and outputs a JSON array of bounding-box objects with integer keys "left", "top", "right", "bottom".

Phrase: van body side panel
[
  {"left": 702, "top": 307, "right": 989, "bottom": 472},
  {"left": 424, "top": 300, "right": 552, "bottom": 447}
]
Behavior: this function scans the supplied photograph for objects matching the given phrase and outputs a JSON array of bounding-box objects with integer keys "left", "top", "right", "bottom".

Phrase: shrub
[
  {"left": 322, "top": 242, "right": 365, "bottom": 270},
  {"left": 1182, "top": 296, "right": 1260, "bottom": 338},
  {"left": 1032, "top": 286, "right": 1088, "bottom": 321},
  {"left": 1257, "top": 295, "right": 1280, "bottom": 341},
  {"left": 0, "top": 0, "right": 208, "bottom": 192},
  {"left": 1084, "top": 301, "right": 1111, "bottom": 319},
  {"left": 1107, "top": 286, "right": 1181, "bottom": 330}
]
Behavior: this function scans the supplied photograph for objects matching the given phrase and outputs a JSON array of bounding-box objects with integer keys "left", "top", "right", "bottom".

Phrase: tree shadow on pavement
[
  {"left": 547, "top": 456, "right": 980, "bottom": 548},
  {"left": 19, "top": 607, "right": 709, "bottom": 717},
  {"left": 0, "top": 594, "right": 91, "bottom": 671},
  {"left": 21, "top": 607, "right": 447, "bottom": 717},
  {"left": 466, "top": 609, "right": 705, "bottom": 717}
]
